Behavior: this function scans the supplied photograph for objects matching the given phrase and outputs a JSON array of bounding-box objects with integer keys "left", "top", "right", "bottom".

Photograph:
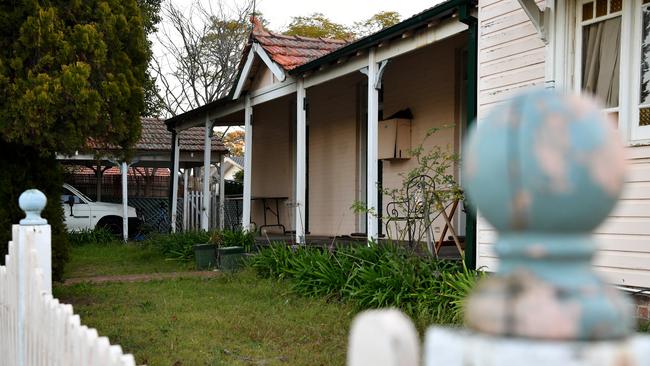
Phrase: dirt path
[{"left": 61, "top": 271, "right": 220, "bottom": 286}]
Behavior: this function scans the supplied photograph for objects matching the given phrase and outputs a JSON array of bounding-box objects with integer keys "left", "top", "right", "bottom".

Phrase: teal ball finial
[
  {"left": 463, "top": 88, "right": 625, "bottom": 232},
  {"left": 19, "top": 189, "right": 48, "bottom": 225},
  {"left": 461, "top": 89, "right": 632, "bottom": 340}
]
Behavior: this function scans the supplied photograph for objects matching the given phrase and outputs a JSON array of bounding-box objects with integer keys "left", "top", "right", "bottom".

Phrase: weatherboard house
[{"left": 165, "top": 0, "right": 650, "bottom": 306}]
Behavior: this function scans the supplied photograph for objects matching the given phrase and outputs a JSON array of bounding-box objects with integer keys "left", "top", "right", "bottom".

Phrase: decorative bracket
[
  {"left": 375, "top": 60, "right": 389, "bottom": 90},
  {"left": 359, "top": 59, "right": 390, "bottom": 90},
  {"left": 517, "top": 0, "right": 549, "bottom": 43}
]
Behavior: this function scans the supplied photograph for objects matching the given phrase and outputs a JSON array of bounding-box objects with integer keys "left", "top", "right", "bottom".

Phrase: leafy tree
[
  {"left": 137, "top": 0, "right": 165, "bottom": 117},
  {"left": 284, "top": 13, "right": 353, "bottom": 39},
  {"left": 0, "top": 0, "right": 150, "bottom": 280},
  {"left": 233, "top": 169, "right": 244, "bottom": 184},
  {"left": 353, "top": 11, "right": 401, "bottom": 37},
  {"left": 220, "top": 129, "right": 245, "bottom": 156}
]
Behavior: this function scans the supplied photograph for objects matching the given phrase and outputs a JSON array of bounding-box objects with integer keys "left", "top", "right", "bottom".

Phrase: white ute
[{"left": 61, "top": 183, "right": 141, "bottom": 236}]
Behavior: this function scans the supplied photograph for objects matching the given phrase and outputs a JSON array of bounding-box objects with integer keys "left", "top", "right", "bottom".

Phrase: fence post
[
  {"left": 425, "top": 90, "right": 650, "bottom": 364},
  {"left": 347, "top": 309, "right": 419, "bottom": 366},
  {"left": 16, "top": 189, "right": 51, "bottom": 366}
]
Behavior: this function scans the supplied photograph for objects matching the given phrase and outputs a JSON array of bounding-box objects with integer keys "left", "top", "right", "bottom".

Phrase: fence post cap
[
  {"left": 462, "top": 89, "right": 632, "bottom": 340},
  {"left": 19, "top": 189, "right": 48, "bottom": 225}
]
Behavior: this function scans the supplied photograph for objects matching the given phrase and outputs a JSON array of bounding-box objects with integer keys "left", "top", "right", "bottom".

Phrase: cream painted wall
[
  {"left": 307, "top": 74, "right": 361, "bottom": 236},
  {"left": 250, "top": 95, "right": 294, "bottom": 233},
  {"left": 250, "top": 65, "right": 277, "bottom": 92},
  {"left": 381, "top": 35, "right": 466, "bottom": 240}
]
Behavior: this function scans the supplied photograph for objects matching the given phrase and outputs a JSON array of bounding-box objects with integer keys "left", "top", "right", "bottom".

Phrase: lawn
[
  {"left": 54, "top": 244, "right": 355, "bottom": 365},
  {"left": 63, "top": 243, "right": 194, "bottom": 279}
]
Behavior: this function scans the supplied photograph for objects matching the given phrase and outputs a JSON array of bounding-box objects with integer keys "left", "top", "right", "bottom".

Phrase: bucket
[
  {"left": 193, "top": 243, "right": 217, "bottom": 270},
  {"left": 218, "top": 246, "right": 245, "bottom": 271}
]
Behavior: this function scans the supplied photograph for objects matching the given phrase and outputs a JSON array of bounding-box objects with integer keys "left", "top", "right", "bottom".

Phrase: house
[
  {"left": 164, "top": 0, "right": 650, "bottom": 293},
  {"left": 165, "top": 0, "right": 478, "bottom": 257},
  {"left": 474, "top": 0, "right": 650, "bottom": 300},
  {"left": 59, "top": 117, "right": 229, "bottom": 234},
  {"left": 62, "top": 117, "right": 228, "bottom": 201},
  {"left": 222, "top": 156, "right": 244, "bottom": 181}
]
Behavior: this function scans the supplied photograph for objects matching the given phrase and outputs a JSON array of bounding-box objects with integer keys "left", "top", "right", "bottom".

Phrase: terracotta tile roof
[
  {"left": 89, "top": 118, "right": 227, "bottom": 153},
  {"left": 250, "top": 17, "right": 349, "bottom": 71},
  {"left": 139, "top": 117, "right": 227, "bottom": 153}
]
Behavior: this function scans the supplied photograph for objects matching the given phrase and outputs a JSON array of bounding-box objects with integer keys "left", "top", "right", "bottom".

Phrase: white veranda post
[
  {"left": 121, "top": 161, "right": 129, "bottom": 242},
  {"left": 295, "top": 78, "right": 307, "bottom": 244},
  {"left": 182, "top": 169, "right": 189, "bottom": 231},
  {"left": 202, "top": 116, "right": 212, "bottom": 231},
  {"left": 366, "top": 48, "right": 379, "bottom": 242},
  {"left": 242, "top": 94, "right": 253, "bottom": 231},
  {"left": 219, "top": 154, "right": 226, "bottom": 230},
  {"left": 170, "top": 132, "right": 180, "bottom": 233}
]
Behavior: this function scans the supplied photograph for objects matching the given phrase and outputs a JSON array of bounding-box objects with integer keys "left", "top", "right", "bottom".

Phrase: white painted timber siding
[
  {"left": 477, "top": 0, "right": 650, "bottom": 288},
  {"left": 476, "top": 0, "right": 546, "bottom": 270},
  {"left": 478, "top": 0, "right": 546, "bottom": 110}
]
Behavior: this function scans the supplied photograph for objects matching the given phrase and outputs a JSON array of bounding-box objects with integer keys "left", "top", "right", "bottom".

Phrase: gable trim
[
  {"left": 253, "top": 43, "right": 287, "bottom": 83},
  {"left": 232, "top": 43, "right": 287, "bottom": 100}
]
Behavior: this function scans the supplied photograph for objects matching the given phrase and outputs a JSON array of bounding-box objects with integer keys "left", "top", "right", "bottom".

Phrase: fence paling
[{"left": 1, "top": 193, "right": 135, "bottom": 365}]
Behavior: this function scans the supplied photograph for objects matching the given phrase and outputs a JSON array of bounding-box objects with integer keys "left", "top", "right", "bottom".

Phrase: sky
[{"left": 253, "top": 0, "right": 446, "bottom": 31}]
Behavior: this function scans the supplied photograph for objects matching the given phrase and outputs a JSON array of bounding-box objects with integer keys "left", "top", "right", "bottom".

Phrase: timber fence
[{"left": 0, "top": 189, "right": 135, "bottom": 366}]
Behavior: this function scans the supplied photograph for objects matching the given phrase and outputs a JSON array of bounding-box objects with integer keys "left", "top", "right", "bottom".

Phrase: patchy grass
[
  {"left": 56, "top": 239, "right": 354, "bottom": 365},
  {"left": 63, "top": 243, "right": 193, "bottom": 279},
  {"left": 54, "top": 270, "right": 354, "bottom": 365}
]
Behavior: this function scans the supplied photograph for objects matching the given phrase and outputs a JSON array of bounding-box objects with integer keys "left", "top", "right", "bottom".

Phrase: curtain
[{"left": 582, "top": 17, "right": 621, "bottom": 108}]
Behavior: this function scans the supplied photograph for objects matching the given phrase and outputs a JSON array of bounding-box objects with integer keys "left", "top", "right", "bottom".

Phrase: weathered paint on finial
[
  {"left": 19, "top": 189, "right": 48, "bottom": 225},
  {"left": 462, "top": 89, "right": 632, "bottom": 340}
]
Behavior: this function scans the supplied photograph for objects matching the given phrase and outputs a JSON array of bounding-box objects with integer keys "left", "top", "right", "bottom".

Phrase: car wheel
[{"left": 97, "top": 217, "right": 123, "bottom": 237}]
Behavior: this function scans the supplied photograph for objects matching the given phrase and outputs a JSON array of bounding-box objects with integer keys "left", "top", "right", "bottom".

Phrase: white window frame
[
  {"left": 570, "top": 0, "right": 650, "bottom": 144},
  {"left": 630, "top": 1, "right": 650, "bottom": 141}
]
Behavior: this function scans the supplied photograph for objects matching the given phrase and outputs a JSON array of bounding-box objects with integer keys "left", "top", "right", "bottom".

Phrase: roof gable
[
  {"left": 232, "top": 18, "right": 350, "bottom": 99},
  {"left": 251, "top": 18, "right": 349, "bottom": 71}
]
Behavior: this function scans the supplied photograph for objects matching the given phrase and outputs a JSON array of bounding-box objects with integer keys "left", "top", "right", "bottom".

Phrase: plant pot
[
  {"left": 193, "top": 243, "right": 217, "bottom": 270},
  {"left": 218, "top": 246, "right": 245, "bottom": 271}
]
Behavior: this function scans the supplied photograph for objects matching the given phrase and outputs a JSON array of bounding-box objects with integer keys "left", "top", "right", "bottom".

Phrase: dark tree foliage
[
  {"left": 0, "top": 0, "right": 150, "bottom": 280},
  {"left": 0, "top": 143, "right": 68, "bottom": 280},
  {"left": 136, "top": 0, "right": 165, "bottom": 117}
]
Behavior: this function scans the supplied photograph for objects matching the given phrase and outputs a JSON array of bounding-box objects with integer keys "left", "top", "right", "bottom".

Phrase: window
[
  {"left": 575, "top": 0, "right": 650, "bottom": 141},
  {"left": 577, "top": 0, "right": 621, "bottom": 125},
  {"left": 637, "top": 1, "right": 650, "bottom": 127}
]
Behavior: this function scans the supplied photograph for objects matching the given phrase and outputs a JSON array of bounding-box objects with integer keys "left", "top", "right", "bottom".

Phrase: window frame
[{"left": 571, "top": 0, "right": 650, "bottom": 143}]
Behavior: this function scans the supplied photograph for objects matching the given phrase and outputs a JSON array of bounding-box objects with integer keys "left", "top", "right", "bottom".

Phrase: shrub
[
  {"left": 0, "top": 145, "right": 69, "bottom": 282},
  {"left": 67, "top": 228, "right": 116, "bottom": 247},
  {"left": 213, "top": 229, "right": 255, "bottom": 252},
  {"left": 248, "top": 243, "right": 483, "bottom": 326}
]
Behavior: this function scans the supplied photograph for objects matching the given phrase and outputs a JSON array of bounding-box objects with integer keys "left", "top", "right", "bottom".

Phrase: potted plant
[
  {"left": 193, "top": 232, "right": 219, "bottom": 270},
  {"left": 214, "top": 229, "right": 256, "bottom": 271}
]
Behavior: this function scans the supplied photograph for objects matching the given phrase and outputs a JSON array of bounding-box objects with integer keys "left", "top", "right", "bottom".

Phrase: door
[{"left": 61, "top": 187, "right": 92, "bottom": 230}]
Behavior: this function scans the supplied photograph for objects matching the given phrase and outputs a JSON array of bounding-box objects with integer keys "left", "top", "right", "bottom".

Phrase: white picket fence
[
  {"left": 183, "top": 191, "right": 222, "bottom": 231},
  {"left": 0, "top": 190, "right": 135, "bottom": 366}
]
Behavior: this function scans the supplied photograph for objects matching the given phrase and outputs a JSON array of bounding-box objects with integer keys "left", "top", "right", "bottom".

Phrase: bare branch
[{"left": 150, "top": 0, "right": 254, "bottom": 117}]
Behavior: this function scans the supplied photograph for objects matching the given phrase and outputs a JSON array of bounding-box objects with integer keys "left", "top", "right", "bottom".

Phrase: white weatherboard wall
[
  {"left": 476, "top": 0, "right": 547, "bottom": 271},
  {"left": 477, "top": 0, "right": 650, "bottom": 288}
]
